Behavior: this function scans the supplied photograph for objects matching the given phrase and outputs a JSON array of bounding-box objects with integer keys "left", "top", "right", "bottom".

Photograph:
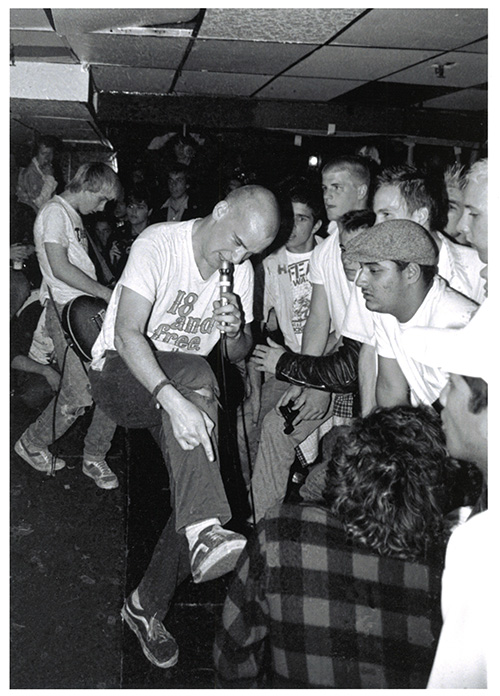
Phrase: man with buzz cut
[
  {"left": 89, "top": 184, "right": 280, "bottom": 669},
  {"left": 343, "top": 219, "right": 478, "bottom": 409}
]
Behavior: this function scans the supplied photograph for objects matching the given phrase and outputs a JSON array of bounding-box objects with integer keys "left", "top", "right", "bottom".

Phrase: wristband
[{"left": 151, "top": 378, "right": 171, "bottom": 402}]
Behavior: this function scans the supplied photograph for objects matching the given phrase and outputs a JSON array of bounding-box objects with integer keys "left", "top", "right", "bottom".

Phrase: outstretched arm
[{"left": 300, "top": 283, "right": 332, "bottom": 356}]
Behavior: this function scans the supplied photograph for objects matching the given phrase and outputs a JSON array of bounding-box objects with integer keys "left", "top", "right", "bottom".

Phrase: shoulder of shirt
[
  {"left": 138, "top": 219, "right": 192, "bottom": 241},
  {"left": 311, "top": 232, "right": 337, "bottom": 258},
  {"left": 435, "top": 276, "right": 479, "bottom": 311}
]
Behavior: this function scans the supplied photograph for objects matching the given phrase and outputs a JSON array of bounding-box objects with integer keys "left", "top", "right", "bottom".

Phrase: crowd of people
[{"left": 10, "top": 130, "right": 488, "bottom": 688}]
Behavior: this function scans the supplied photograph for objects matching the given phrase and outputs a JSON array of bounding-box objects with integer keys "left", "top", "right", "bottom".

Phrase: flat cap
[{"left": 344, "top": 219, "right": 439, "bottom": 265}]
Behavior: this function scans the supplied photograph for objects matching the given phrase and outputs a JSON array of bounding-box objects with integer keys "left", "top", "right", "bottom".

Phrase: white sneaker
[
  {"left": 82, "top": 459, "right": 119, "bottom": 489},
  {"left": 189, "top": 524, "right": 246, "bottom": 583}
]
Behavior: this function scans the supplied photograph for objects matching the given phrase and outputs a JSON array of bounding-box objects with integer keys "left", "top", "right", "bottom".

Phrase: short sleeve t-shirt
[
  {"left": 91, "top": 219, "right": 254, "bottom": 370},
  {"left": 372, "top": 277, "right": 478, "bottom": 405},
  {"left": 34, "top": 195, "right": 97, "bottom": 305},
  {"left": 263, "top": 246, "right": 317, "bottom": 353},
  {"left": 309, "top": 229, "right": 352, "bottom": 335}
]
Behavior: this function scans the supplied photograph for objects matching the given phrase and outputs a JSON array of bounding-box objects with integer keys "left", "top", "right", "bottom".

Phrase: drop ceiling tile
[
  {"left": 457, "top": 38, "right": 488, "bottom": 54},
  {"left": 184, "top": 39, "right": 315, "bottom": 74},
  {"left": 421, "top": 88, "right": 487, "bottom": 111},
  {"left": 331, "top": 8, "right": 487, "bottom": 50},
  {"left": 64, "top": 33, "right": 190, "bottom": 69},
  {"left": 286, "top": 45, "right": 441, "bottom": 81},
  {"left": 199, "top": 8, "right": 366, "bottom": 43},
  {"left": 51, "top": 8, "right": 200, "bottom": 34},
  {"left": 92, "top": 65, "right": 176, "bottom": 95},
  {"left": 10, "top": 8, "right": 53, "bottom": 30},
  {"left": 11, "top": 99, "right": 94, "bottom": 120},
  {"left": 382, "top": 51, "right": 487, "bottom": 89},
  {"left": 174, "top": 71, "right": 271, "bottom": 97},
  {"left": 256, "top": 76, "right": 363, "bottom": 102},
  {"left": 11, "top": 29, "right": 77, "bottom": 63}
]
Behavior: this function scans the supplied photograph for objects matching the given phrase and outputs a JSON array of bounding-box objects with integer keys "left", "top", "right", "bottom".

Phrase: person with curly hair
[
  {"left": 214, "top": 405, "right": 458, "bottom": 688},
  {"left": 323, "top": 405, "right": 455, "bottom": 560}
]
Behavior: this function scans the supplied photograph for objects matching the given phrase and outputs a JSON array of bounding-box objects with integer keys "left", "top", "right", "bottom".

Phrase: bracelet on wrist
[{"left": 151, "top": 377, "right": 171, "bottom": 402}]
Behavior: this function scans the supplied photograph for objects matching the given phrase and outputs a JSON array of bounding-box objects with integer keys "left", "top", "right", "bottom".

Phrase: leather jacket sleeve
[{"left": 275, "top": 337, "right": 361, "bottom": 393}]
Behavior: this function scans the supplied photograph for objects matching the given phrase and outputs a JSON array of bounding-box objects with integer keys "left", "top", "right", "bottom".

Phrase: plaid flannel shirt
[{"left": 214, "top": 502, "right": 444, "bottom": 689}]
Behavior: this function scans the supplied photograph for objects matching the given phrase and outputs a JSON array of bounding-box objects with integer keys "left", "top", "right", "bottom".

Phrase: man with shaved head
[{"left": 89, "top": 185, "right": 280, "bottom": 668}]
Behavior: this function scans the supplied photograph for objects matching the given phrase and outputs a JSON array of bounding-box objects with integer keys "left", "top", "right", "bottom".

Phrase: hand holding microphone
[{"left": 215, "top": 260, "right": 241, "bottom": 338}]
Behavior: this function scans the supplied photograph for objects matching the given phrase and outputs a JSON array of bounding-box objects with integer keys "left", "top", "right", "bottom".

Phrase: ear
[
  {"left": 404, "top": 262, "right": 422, "bottom": 285},
  {"left": 212, "top": 200, "right": 229, "bottom": 221},
  {"left": 411, "top": 206, "right": 429, "bottom": 228},
  {"left": 312, "top": 218, "right": 322, "bottom": 235},
  {"left": 357, "top": 183, "right": 368, "bottom": 202}
]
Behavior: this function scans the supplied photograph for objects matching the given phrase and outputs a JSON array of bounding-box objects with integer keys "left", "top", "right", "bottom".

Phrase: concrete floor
[{"left": 10, "top": 390, "right": 245, "bottom": 689}]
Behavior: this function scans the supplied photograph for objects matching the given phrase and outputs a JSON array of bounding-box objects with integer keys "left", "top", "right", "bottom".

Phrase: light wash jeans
[
  {"left": 237, "top": 375, "right": 291, "bottom": 485},
  {"left": 23, "top": 299, "right": 117, "bottom": 460},
  {"left": 250, "top": 399, "right": 353, "bottom": 522}
]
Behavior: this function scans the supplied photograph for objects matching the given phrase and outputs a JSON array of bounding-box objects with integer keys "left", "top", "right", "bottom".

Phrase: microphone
[{"left": 219, "top": 259, "right": 234, "bottom": 334}]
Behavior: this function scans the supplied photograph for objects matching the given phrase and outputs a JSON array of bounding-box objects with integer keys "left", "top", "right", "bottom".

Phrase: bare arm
[
  {"left": 45, "top": 242, "right": 112, "bottom": 302},
  {"left": 358, "top": 343, "right": 378, "bottom": 416},
  {"left": 376, "top": 355, "right": 411, "bottom": 408},
  {"left": 300, "top": 283, "right": 332, "bottom": 356},
  {"left": 114, "top": 286, "right": 215, "bottom": 461}
]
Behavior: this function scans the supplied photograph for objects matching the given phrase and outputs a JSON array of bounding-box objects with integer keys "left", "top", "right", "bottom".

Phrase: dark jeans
[{"left": 89, "top": 350, "right": 232, "bottom": 617}]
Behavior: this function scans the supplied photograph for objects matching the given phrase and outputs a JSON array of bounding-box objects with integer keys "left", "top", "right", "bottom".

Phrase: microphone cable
[{"left": 217, "top": 262, "right": 257, "bottom": 528}]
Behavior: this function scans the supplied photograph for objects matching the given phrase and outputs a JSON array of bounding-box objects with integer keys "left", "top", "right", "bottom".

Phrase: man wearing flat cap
[{"left": 343, "top": 219, "right": 478, "bottom": 408}]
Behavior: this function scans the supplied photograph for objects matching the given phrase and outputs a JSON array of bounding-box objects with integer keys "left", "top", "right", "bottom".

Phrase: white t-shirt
[
  {"left": 341, "top": 232, "right": 485, "bottom": 346},
  {"left": 91, "top": 219, "right": 254, "bottom": 370},
  {"left": 373, "top": 276, "right": 478, "bottom": 405},
  {"left": 263, "top": 245, "right": 319, "bottom": 353},
  {"left": 308, "top": 225, "right": 352, "bottom": 335},
  {"left": 34, "top": 195, "right": 97, "bottom": 306},
  {"left": 427, "top": 510, "right": 488, "bottom": 688}
]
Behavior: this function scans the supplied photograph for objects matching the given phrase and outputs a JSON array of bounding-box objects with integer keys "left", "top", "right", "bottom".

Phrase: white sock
[
  {"left": 184, "top": 518, "right": 221, "bottom": 550},
  {"left": 131, "top": 589, "right": 142, "bottom": 609}
]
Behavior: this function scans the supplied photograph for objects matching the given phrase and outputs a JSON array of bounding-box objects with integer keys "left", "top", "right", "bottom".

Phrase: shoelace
[
  {"left": 147, "top": 615, "right": 172, "bottom": 643},
  {"left": 201, "top": 528, "right": 225, "bottom": 544},
  {"left": 87, "top": 460, "right": 111, "bottom": 475}
]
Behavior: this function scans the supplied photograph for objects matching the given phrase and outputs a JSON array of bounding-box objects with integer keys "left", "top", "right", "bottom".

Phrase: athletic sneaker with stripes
[
  {"left": 14, "top": 434, "right": 66, "bottom": 473},
  {"left": 189, "top": 524, "right": 247, "bottom": 584},
  {"left": 121, "top": 593, "right": 179, "bottom": 669}
]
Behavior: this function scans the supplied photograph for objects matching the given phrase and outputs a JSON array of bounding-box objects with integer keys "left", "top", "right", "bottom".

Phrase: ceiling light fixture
[{"left": 432, "top": 62, "right": 456, "bottom": 79}]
